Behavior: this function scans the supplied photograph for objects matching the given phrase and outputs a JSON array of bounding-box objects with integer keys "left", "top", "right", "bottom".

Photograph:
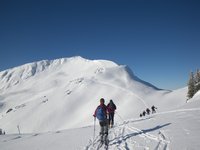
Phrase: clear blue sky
[{"left": 0, "top": 0, "right": 200, "bottom": 90}]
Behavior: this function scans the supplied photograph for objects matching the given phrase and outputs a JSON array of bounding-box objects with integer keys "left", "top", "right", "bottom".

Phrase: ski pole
[{"left": 93, "top": 117, "right": 96, "bottom": 145}]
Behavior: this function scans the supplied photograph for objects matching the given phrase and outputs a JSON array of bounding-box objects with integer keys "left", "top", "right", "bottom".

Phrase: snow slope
[
  {"left": 0, "top": 92, "right": 199, "bottom": 150},
  {"left": 0, "top": 56, "right": 187, "bottom": 134},
  {"left": 1, "top": 56, "right": 197, "bottom": 149}
]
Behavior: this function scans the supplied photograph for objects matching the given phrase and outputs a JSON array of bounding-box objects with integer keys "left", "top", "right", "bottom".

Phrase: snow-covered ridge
[{"left": 0, "top": 56, "right": 118, "bottom": 91}]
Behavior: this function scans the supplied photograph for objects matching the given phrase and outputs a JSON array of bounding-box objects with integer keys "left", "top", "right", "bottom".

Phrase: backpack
[
  {"left": 108, "top": 102, "right": 116, "bottom": 111},
  {"left": 96, "top": 106, "right": 106, "bottom": 121}
]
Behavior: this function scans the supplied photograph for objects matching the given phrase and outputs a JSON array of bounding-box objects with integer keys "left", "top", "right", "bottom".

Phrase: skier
[
  {"left": 140, "top": 113, "right": 143, "bottom": 117},
  {"left": 151, "top": 105, "right": 157, "bottom": 113},
  {"left": 146, "top": 108, "right": 151, "bottom": 115},
  {"left": 107, "top": 99, "right": 117, "bottom": 128},
  {"left": 93, "top": 98, "right": 109, "bottom": 144},
  {"left": 142, "top": 110, "right": 146, "bottom": 116}
]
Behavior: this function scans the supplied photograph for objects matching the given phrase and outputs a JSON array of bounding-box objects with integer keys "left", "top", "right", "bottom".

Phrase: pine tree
[
  {"left": 195, "top": 69, "right": 200, "bottom": 93},
  {"left": 187, "top": 72, "right": 195, "bottom": 99}
]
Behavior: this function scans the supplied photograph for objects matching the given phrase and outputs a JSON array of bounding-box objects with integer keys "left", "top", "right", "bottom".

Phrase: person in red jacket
[
  {"left": 93, "top": 98, "right": 108, "bottom": 144},
  {"left": 107, "top": 99, "right": 116, "bottom": 128}
]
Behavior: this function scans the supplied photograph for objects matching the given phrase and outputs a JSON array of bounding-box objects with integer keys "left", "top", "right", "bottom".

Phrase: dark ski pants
[
  {"left": 99, "top": 120, "right": 108, "bottom": 141},
  {"left": 108, "top": 113, "right": 115, "bottom": 126}
]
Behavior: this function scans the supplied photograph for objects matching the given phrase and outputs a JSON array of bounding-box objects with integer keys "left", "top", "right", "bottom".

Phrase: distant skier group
[
  {"left": 93, "top": 98, "right": 117, "bottom": 145},
  {"left": 140, "top": 105, "right": 157, "bottom": 117}
]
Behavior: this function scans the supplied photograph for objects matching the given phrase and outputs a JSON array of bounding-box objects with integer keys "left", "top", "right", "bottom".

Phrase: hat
[{"left": 100, "top": 98, "right": 105, "bottom": 103}]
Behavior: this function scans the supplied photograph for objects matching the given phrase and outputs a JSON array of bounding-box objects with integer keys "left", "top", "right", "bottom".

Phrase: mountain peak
[{"left": 0, "top": 56, "right": 119, "bottom": 91}]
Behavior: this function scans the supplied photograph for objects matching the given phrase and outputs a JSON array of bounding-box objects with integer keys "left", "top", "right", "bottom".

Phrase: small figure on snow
[
  {"left": 142, "top": 110, "right": 146, "bottom": 116},
  {"left": 140, "top": 113, "right": 143, "bottom": 117},
  {"left": 146, "top": 108, "right": 151, "bottom": 115},
  {"left": 151, "top": 105, "right": 157, "bottom": 113}
]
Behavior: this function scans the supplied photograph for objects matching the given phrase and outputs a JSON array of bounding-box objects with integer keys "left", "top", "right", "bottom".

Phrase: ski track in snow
[
  {"left": 84, "top": 120, "right": 170, "bottom": 150},
  {"left": 84, "top": 106, "right": 200, "bottom": 150},
  {"left": 156, "top": 108, "right": 200, "bottom": 115}
]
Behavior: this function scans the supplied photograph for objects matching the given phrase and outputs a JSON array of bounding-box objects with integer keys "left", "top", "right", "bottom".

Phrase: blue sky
[{"left": 0, "top": 0, "right": 200, "bottom": 90}]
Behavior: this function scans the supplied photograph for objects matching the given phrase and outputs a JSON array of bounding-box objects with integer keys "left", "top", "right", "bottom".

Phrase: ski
[
  {"left": 104, "top": 140, "right": 109, "bottom": 150},
  {"left": 97, "top": 142, "right": 103, "bottom": 150},
  {"left": 96, "top": 137, "right": 109, "bottom": 150}
]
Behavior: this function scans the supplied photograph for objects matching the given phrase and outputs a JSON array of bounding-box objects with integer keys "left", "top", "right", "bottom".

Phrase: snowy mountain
[{"left": 1, "top": 56, "right": 199, "bottom": 150}]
